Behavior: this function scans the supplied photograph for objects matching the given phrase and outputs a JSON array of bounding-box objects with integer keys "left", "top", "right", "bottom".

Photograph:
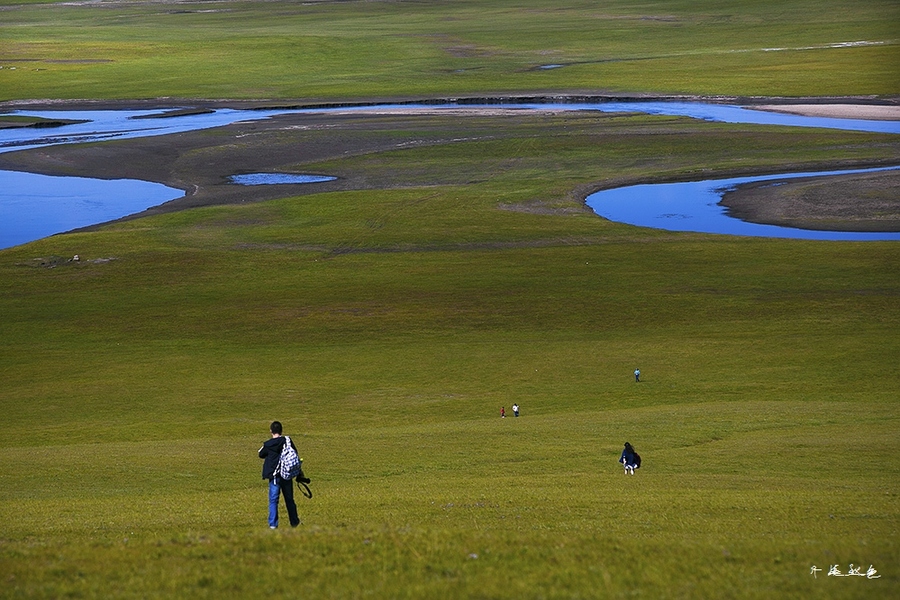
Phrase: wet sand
[{"left": 749, "top": 104, "right": 900, "bottom": 121}]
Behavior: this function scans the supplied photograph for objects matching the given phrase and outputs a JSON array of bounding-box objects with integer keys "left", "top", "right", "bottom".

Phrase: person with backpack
[
  {"left": 619, "top": 442, "right": 641, "bottom": 475},
  {"left": 259, "top": 421, "right": 301, "bottom": 529}
]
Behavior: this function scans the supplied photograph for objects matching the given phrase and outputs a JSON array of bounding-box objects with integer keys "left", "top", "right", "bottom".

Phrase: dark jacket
[
  {"left": 259, "top": 435, "right": 297, "bottom": 480},
  {"left": 620, "top": 445, "right": 640, "bottom": 468}
]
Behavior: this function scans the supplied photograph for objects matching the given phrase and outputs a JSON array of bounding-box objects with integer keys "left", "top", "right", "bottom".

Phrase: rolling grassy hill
[{"left": 1, "top": 0, "right": 898, "bottom": 597}]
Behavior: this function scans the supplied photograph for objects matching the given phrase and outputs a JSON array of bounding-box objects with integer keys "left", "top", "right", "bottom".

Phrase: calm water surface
[
  {"left": 0, "top": 171, "right": 182, "bottom": 249},
  {"left": 1, "top": 101, "right": 898, "bottom": 249},
  {"left": 585, "top": 167, "right": 900, "bottom": 241},
  {"left": 229, "top": 173, "right": 337, "bottom": 185}
]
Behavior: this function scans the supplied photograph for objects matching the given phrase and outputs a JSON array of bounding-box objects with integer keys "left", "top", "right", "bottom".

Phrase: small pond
[
  {"left": 0, "top": 171, "right": 184, "bottom": 249},
  {"left": 229, "top": 173, "right": 336, "bottom": 185}
]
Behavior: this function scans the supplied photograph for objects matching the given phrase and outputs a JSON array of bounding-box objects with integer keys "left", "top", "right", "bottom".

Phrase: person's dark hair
[
  {"left": 624, "top": 442, "right": 633, "bottom": 451},
  {"left": 270, "top": 421, "right": 283, "bottom": 435}
]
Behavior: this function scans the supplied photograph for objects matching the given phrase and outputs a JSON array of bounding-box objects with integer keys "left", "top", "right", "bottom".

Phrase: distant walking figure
[
  {"left": 619, "top": 442, "right": 641, "bottom": 475},
  {"left": 512, "top": 403, "right": 519, "bottom": 417},
  {"left": 500, "top": 406, "right": 506, "bottom": 418},
  {"left": 634, "top": 368, "right": 641, "bottom": 382}
]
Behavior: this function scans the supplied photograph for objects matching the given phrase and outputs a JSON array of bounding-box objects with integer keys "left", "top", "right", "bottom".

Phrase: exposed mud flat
[
  {"left": 1, "top": 96, "right": 897, "bottom": 236},
  {"left": 750, "top": 104, "right": 900, "bottom": 121},
  {"left": 721, "top": 169, "right": 900, "bottom": 232}
]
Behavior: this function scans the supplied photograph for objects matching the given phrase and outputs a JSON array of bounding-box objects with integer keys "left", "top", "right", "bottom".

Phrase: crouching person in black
[
  {"left": 259, "top": 420, "right": 300, "bottom": 529},
  {"left": 619, "top": 442, "right": 641, "bottom": 475}
]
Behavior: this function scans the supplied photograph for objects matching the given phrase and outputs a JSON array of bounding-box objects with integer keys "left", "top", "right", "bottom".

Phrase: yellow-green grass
[
  {"left": 2, "top": 154, "right": 899, "bottom": 596},
  {"left": 1, "top": 0, "right": 899, "bottom": 589},
  {"left": 1, "top": 0, "right": 898, "bottom": 101},
  {"left": 2, "top": 108, "right": 900, "bottom": 596}
]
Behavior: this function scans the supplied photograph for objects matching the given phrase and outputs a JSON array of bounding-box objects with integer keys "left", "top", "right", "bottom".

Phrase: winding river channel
[
  {"left": 586, "top": 166, "right": 900, "bottom": 241},
  {"left": 1, "top": 101, "right": 899, "bottom": 249}
]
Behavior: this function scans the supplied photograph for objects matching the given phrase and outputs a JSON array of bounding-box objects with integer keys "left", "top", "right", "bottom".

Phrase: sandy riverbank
[
  {"left": 748, "top": 104, "right": 900, "bottom": 121},
  {"left": 316, "top": 103, "right": 900, "bottom": 121},
  {"left": 4, "top": 95, "right": 899, "bottom": 120}
]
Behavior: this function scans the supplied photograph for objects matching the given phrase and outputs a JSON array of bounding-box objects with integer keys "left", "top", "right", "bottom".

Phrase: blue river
[
  {"left": 1, "top": 101, "right": 898, "bottom": 249},
  {"left": 586, "top": 167, "right": 900, "bottom": 241}
]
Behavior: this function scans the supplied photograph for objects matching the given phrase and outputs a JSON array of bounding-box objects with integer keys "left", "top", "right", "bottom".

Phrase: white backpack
[{"left": 274, "top": 436, "right": 301, "bottom": 480}]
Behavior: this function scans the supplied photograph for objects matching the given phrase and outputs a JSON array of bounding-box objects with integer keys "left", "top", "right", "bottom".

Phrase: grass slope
[
  {"left": 1, "top": 110, "right": 898, "bottom": 598},
  {"left": 1, "top": 0, "right": 899, "bottom": 597},
  {"left": 0, "top": 0, "right": 898, "bottom": 101}
]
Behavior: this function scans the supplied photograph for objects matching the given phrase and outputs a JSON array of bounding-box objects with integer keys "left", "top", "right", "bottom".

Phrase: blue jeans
[{"left": 268, "top": 477, "right": 299, "bottom": 528}]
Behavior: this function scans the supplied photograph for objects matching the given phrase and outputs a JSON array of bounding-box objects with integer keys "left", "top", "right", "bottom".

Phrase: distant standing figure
[
  {"left": 634, "top": 368, "right": 641, "bottom": 382},
  {"left": 512, "top": 403, "right": 519, "bottom": 417},
  {"left": 259, "top": 421, "right": 301, "bottom": 529},
  {"left": 500, "top": 406, "right": 506, "bottom": 418},
  {"left": 619, "top": 442, "right": 641, "bottom": 475}
]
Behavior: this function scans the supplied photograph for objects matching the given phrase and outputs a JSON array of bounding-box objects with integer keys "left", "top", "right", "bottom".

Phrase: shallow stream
[
  {"left": 585, "top": 167, "right": 900, "bottom": 241},
  {"left": 1, "top": 101, "right": 898, "bottom": 249}
]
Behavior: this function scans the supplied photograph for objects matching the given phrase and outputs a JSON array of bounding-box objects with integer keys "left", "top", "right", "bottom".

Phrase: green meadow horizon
[{"left": 1, "top": 1, "right": 899, "bottom": 598}]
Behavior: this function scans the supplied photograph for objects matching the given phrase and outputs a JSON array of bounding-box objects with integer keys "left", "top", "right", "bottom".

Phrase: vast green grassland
[
  {"left": 0, "top": 0, "right": 898, "bottom": 100},
  {"left": 1, "top": 109, "right": 898, "bottom": 598},
  {"left": 1, "top": 0, "right": 899, "bottom": 598}
]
